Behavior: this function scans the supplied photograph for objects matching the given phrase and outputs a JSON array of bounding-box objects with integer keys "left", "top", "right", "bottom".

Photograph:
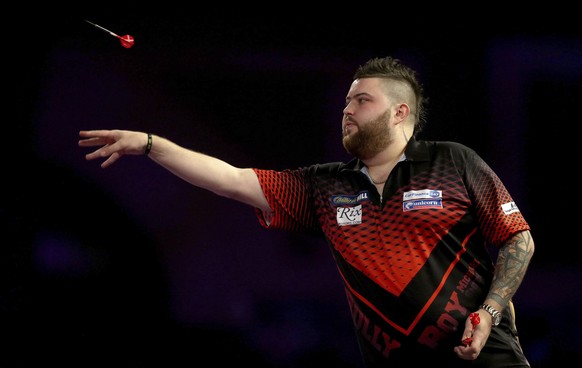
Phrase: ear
[{"left": 394, "top": 103, "right": 411, "bottom": 123}]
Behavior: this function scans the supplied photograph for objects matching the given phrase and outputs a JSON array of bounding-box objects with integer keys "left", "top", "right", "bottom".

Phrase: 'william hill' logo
[{"left": 331, "top": 191, "right": 370, "bottom": 206}]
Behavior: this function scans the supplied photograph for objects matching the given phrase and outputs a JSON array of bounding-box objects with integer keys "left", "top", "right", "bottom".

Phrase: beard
[{"left": 342, "top": 109, "right": 393, "bottom": 159}]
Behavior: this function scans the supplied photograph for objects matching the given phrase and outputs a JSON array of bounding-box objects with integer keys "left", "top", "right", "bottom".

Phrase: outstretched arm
[{"left": 78, "top": 129, "right": 271, "bottom": 212}]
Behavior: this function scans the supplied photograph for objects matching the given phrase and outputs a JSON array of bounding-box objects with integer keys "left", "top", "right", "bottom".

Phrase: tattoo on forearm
[{"left": 489, "top": 231, "right": 534, "bottom": 308}]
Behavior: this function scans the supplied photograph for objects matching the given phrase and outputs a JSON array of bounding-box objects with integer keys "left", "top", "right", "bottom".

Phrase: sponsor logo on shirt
[
  {"left": 331, "top": 191, "right": 370, "bottom": 206},
  {"left": 501, "top": 201, "right": 520, "bottom": 215},
  {"left": 336, "top": 205, "right": 363, "bottom": 226},
  {"left": 331, "top": 192, "right": 369, "bottom": 226},
  {"left": 402, "top": 189, "right": 443, "bottom": 212}
]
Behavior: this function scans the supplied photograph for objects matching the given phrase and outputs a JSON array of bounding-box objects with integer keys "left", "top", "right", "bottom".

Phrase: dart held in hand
[
  {"left": 85, "top": 19, "right": 134, "bottom": 48},
  {"left": 462, "top": 312, "right": 480, "bottom": 346}
]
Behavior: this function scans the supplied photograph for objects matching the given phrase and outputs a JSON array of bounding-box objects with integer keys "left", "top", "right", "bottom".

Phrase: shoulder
[
  {"left": 255, "top": 161, "right": 355, "bottom": 182},
  {"left": 409, "top": 139, "right": 481, "bottom": 159},
  {"left": 303, "top": 161, "right": 354, "bottom": 176},
  {"left": 428, "top": 140, "right": 476, "bottom": 153}
]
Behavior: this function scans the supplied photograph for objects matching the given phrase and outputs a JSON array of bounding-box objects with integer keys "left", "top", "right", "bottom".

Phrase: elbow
[
  {"left": 519, "top": 230, "right": 535, "bottom": 262},
  {"left": 525, "top": 230, "right": 535, "bottom": 255}
]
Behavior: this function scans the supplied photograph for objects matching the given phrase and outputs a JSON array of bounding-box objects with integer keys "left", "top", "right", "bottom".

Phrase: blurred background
[{"left": 5, "top": 13, "right": 581, "bottom": 367}]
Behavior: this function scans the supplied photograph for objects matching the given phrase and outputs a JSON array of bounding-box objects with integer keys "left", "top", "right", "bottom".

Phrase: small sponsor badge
[
  {"left": 331, "top": 191, "right": 369, "bottom": 226},
  {"left": 402, "top": 189, "right": 443, "bottom": 212},
  {"left": 501, "top": 201, "right": 520, "bottom": 215}
]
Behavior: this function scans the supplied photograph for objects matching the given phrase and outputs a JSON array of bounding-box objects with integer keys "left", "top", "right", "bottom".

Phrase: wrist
[
  {"left": 480, "top": 303, "right": 501, "bottom": 327},
  {"left": 145, "top": 133, "right": 152, "bottom": 155}
]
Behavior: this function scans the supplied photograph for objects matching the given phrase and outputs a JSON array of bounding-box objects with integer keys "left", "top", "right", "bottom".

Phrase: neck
[
  {"left": 362, "top": 140, "right": 407, "bottom": 168},
  {"left": 362, "top": 137, "right": 409, "bottom": 185}
]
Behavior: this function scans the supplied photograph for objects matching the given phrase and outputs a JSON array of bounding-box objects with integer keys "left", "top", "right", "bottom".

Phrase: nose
[{"left": 343, "top": 102, "right": 353, "bottom": 116}]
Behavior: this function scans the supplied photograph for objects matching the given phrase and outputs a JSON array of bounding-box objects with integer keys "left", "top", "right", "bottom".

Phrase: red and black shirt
[{"left": 253, "top": 139, "right": 531, "bottom": 367}]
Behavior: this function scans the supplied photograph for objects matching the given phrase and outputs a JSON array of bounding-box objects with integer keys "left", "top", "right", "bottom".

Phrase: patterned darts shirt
[{"left": 252, "top": 138, "right": 531, "bottom": 367}]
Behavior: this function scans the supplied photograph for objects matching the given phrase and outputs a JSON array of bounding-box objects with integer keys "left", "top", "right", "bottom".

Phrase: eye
[{"left": 345, "top": 96, "right": 370, "bottom": 107}]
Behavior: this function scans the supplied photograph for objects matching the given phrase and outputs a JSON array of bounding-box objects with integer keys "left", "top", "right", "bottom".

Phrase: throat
[
  {"left": 363, "top": 167, "right": 389, "bottom": 185},
  {"left": 363, "top": 154, "right": 405, "bottom": 186}
]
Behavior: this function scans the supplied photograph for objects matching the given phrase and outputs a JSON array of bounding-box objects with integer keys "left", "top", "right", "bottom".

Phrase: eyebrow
[{"left": 346, "top": 92, "right": 373, "bottom": 101}]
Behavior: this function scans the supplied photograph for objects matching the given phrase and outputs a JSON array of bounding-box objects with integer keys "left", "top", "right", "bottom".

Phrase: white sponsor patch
[
  {"left": 336, "top": 204, "right": 363, "bottom": 226},
  {"left": 501, "top": 201, "right": 520, "bottom": 215}
]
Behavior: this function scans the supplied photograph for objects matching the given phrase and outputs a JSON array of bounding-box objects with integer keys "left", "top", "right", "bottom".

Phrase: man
[{"left": 79, "top": 56, "right": 534, "bottom": 367}]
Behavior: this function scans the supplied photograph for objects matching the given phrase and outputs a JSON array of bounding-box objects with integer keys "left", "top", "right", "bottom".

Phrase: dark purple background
[{"left": 5, "top": 14, "right": 581, "bottom": 367}]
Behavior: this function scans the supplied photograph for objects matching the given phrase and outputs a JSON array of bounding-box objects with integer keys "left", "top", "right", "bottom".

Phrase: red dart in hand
[
  {"left": 85, "top": 19, "right": 135, "bottom": 48},
  {"left": 462, "top": 312, "right": 481, "bottom": 346}
]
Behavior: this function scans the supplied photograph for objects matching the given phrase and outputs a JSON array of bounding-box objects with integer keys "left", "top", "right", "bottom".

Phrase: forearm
[
  {"left": 147, "top": 134, "right": 269, "bottom": 210},
  {"left": 485, "top": 230, "right": 535, "bottom": 311}
]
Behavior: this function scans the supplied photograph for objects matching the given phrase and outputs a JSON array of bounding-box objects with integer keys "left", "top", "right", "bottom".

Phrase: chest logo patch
[
  {"left": 336, "top": 204, "right": 363, "bottom": 226},
  {"left": 331, "top": 192, "right": 369, "bottom": 226},
  {"left": 402, "top": 189, "right": 443, "bottom": 212},
  {"left": 331, "top": 191, "right": 370, "bottom": 206}
]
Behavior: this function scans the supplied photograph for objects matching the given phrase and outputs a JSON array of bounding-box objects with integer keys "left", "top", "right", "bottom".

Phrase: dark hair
[{"left": 354, "top": 56, "right": 427, "bottom": 135}]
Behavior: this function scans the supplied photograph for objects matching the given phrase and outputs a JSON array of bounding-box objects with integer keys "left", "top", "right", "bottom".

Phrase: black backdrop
[{"left": 5, "top": 14, "right": 582, "bottom": 367}]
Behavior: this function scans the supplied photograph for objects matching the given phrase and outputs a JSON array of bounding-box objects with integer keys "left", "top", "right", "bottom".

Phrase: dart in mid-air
[{"left": 85, "top": 19, "right": 135, "bottom": 48}]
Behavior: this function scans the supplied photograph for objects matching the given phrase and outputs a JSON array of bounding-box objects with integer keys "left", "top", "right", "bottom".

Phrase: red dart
[
  {"left": 85, "top": 19, "right": 135, "bottom": 48},
  {"left": 462, "top": 312, "right": 481, "bottom": 346},
  {"left": 119, "top": 34, "right": 134, "bottom": 48}
]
